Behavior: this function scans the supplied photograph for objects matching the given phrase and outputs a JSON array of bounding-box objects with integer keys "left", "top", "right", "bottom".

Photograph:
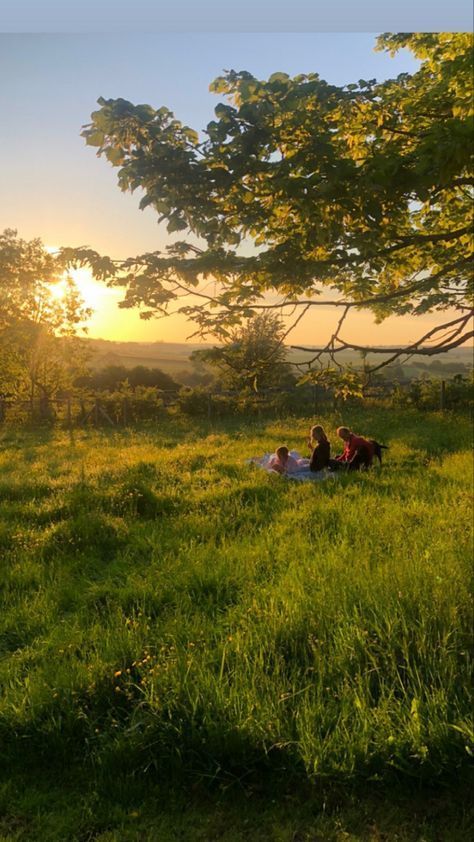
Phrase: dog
[
  {"left": 368, "top": 440, "right": 388, "bottom": 466},
  {"left": 347, "top": 440, "right": 388, "bottom": 471}
]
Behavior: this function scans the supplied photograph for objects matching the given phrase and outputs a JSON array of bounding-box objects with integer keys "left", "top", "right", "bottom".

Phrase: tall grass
[{"left": 0, "top": 407, "right": 472, "bottom": 839}]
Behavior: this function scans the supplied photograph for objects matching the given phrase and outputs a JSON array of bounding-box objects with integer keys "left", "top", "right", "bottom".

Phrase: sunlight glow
[
  {"left": 47, "top": 261, "right": 112, "bottom": 314},
  {"left": 48, "top": 278, "right": 69, "bottom": 301},
  {"left": 68, "top": 268, "right": 109, "bottom": 311}
]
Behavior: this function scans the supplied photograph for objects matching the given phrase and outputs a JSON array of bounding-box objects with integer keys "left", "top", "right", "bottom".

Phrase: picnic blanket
[{"left": 248, "top": 451, "right": 336, "bottom": 483}]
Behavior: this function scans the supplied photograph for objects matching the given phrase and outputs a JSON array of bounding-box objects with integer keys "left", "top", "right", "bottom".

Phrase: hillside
[
  {"left": 86, "top": 338, "right": 473, "bottom": 379},
  {"left": 87, "top": 339, "right": 210, "bottom": 375}
]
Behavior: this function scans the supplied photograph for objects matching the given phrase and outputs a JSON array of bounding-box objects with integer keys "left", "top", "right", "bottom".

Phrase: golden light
[
  {"left": 49, "top": 278, "right": 69, "bottom": 301},
  {"left": 67, "top": 267, "right": 108, "bottom": 311},
  {"left": 45, "top": 245, "right": 106, "bottom": 311},
  {"left": 47, "top": 267, "right": 108, "bottom": 313}
]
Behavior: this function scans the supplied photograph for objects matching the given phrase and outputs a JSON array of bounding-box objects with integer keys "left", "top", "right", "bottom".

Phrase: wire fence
[{"left": 0, "top": 379, "right": 449, "bottom": 429}]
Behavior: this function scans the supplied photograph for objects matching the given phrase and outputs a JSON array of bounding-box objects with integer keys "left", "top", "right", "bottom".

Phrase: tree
[
  {"left": 76, "top": 364, "right": 180, "bottom": 391},
  {"left": 192, "top": 312, "right": 295, "bottom": 391},
  {"left": 0, "top": 229, "right": 90, "bottom": 413},
  {"left": 77, "top": 33, "right": 473, "bottom": 375}
]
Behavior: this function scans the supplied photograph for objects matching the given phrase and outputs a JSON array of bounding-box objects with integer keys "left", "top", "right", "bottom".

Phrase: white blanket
[{"left": 248, "top": 451, "right": 336, "bottom": 483}]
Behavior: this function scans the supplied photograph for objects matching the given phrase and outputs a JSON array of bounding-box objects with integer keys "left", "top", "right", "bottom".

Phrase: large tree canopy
[{"left": 78, "top": 33, "right": 473, "bottom": 369}]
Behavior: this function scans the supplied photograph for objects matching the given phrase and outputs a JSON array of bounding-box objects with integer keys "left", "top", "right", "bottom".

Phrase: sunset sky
[{"left": 0, "top": 32, "right": 466, "bottom": 347}]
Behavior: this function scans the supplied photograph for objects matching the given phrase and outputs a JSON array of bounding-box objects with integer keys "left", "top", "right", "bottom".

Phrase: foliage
[
  {"left": 176, "top": 384, "right": 306, "bottom": 418},
  {"left": 79, "top": 34, "right": 473, "bottom": 354},
  {"left": 0, "top": 229, "right": 90, "bottom": 411},
  {"left": 81, "top": 384, "right": 166, "bottom": 424},
  {"left": 300, "top": 366, "right": 365, "bottom": 401},
  {"left": 192, "top": 312, "right": 295, "bottom": 391},
  {"left": 76, "top": 363, "right": 180, "bottom": 392},
  {"left": 0, "top": 410, "right": 472, "bottom": 838},
  {"left": 392, "top": 373, "right": 474, "bottom": 410}
]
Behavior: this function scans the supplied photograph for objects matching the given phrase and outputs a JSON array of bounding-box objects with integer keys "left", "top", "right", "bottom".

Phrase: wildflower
[{"left": 114, "top": 670, "right": 122, "bottom": 677}]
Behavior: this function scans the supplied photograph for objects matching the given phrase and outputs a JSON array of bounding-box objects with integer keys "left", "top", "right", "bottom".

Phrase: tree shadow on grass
[{"left": 3, "top": 706, "right": 472, "bottom": 842}]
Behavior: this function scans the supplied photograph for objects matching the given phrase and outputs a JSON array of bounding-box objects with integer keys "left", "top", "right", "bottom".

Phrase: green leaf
[
  {"left": 105, "top": 147, "right": 124, "bottom": 165},
  {"left": 167, "top": 216, "right": 188, "bottom": 233},
  {"left": 269, "top": 72, "right": 290, "bottom": 84},
  {"left": 84, "top": 131, "right": 104, "bottom": 147}
]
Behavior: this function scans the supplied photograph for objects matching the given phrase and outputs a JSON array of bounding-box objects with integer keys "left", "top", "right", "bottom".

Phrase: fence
[
  {"left": 0, "top": 379, "right": 453, "bottom": 428},
  {"left": 0, "top": 393, "right": 179, "bottom": 428}
]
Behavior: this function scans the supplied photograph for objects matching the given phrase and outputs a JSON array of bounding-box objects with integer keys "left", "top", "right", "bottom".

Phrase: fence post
[
  {"left": 94, "top": 399, "right": 99, "bottom": 426},
  {"left": 66, "top": 398, "right": 72, "bottom": 429},
  {"left": 440, "top": 380, "right": 446, "bottom": 412}
]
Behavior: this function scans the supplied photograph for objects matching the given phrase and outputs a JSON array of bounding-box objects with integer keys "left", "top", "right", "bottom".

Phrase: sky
[
  {"left": 1, "top": 1, "right": 472, "bottom": 32},
  {"left": 0, "top": 30, "right": 470, "bottom": 346}
]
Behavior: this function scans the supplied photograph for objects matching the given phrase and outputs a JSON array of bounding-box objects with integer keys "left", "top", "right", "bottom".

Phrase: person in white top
[{"left": 268, "top": 445, "right": 300, "bottom": 475}]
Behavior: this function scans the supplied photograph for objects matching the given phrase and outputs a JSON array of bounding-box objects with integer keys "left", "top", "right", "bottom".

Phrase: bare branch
[{"left": 290, "top": 312, "right": 473, "bottom": 375}]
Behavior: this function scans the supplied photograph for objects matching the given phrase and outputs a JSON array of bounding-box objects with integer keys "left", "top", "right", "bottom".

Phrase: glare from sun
[
  {"left": 48, "top": 267, "right": 108, "bottom": 313},
  {"left": 68, "top": 268, "right": 107, "bottom": 310}
]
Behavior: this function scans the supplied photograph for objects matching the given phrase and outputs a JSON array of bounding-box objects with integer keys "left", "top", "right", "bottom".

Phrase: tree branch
[{"left": 290, "top": 312, "right": 473, "bottom": 375}]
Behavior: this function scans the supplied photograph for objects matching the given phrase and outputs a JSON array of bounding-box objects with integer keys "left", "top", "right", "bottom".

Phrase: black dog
[
  {"left": 369, "top": 440, "right": 388, "bottom": 465},
  {"left": 347, "top": 440, "right": 388, "bottom": 471}
]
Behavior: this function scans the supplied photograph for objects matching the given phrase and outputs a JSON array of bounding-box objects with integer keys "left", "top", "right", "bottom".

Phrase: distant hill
[
  {"left": 87, "top": 339, "right": 211, "bottom": 375},
  {"left": 85, "top": 338, "right": 472, "bottom": 379}
]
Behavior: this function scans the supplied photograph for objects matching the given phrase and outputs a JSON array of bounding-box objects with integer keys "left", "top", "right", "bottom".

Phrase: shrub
[{"left": 392, "top": 375, "right": 473, "bottom": 411}]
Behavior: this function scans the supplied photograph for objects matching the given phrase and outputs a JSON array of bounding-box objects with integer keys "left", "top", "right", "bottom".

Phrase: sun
[
  {"left": 45, "top": 245, "right": 109, "bottom": 310},
  {"left": 67, "top": 268, "right": 108, "bottom": 310},
  {"left": 48, "top": 267, "right": 108, "bottom": 312}
]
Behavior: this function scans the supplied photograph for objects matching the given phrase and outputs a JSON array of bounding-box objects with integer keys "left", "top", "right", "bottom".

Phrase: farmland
[
  {"left": 87, "top": 338, "right": 473, "bottom": 380},
  {"left": 0, "top": 407, "right": 472, "bottom": 841}
]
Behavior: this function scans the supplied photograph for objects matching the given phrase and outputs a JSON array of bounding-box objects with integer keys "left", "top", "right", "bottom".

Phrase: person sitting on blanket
[
  {"left": 308, "top": 425, "right": 331, "bottom": 472},
  {"left": 328, "top": 427, "right": 375, "bottom": 472},
  {"left": 268, "top": 445, "right": 300, "bottom": 475}
]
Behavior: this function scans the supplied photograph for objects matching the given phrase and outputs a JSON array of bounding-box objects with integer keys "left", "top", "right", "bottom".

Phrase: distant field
[
  {"left": 87, "top": 339, "right": 474, "bottom": 378},
  {"left": 88, "top": 340, "right": 208, "bottom": 374},
  {"left": 0, "top": 408, "right": 472, "bottom": 841}
]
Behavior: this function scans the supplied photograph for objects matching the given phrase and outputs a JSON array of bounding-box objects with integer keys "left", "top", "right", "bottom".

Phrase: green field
[{"left": 0, "top": 408, "right": 472, "bottom": 841}]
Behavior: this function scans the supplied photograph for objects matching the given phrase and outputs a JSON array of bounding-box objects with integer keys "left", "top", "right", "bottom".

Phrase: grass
[{"left": 0, "top": 407, "right": 472, "bottom": 840}]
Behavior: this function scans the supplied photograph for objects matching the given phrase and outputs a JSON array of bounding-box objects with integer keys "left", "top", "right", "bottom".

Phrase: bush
[
  {"left": 392, "top": 374, "right": 473, "bottom": 411},
  {"left": 176, "top": 385, "right": 320, "bottom": 418},
  {"left": 78, "top": 386, "right": 166, "bottom": 424}
]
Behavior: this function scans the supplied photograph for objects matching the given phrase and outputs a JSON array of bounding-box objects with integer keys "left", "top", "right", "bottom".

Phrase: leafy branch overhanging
[{"left": 67, "top": 32, "right": 473, "bottom": 376}]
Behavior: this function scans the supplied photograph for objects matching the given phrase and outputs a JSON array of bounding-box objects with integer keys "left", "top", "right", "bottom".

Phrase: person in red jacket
[{"left": 328, "top": 427, "right": 375, "bottom": 471}]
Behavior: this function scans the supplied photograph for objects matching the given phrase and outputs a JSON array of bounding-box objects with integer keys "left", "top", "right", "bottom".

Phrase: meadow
[{"left": 0, "top": 407, "right": 472, "bottom": 841}]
